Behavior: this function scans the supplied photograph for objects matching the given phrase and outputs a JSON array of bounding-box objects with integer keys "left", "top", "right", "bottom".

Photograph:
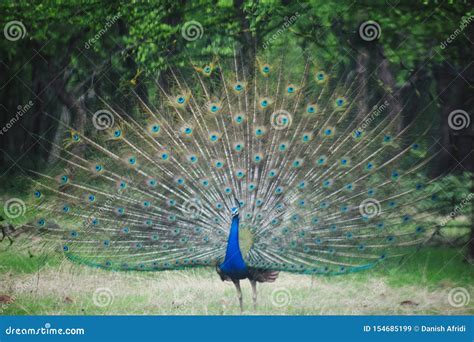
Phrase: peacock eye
[
  {"left": 152, "top": 125, "right": 160, "bottom": 132},
  {"left": 177, "top": 96, "right": 185, "bottom": 104},
  {"left": 261, "top": 100, "right": 268, "bottom": 107},
  {"left": 262, "top": 65, "right": 270, "bottom": 73},
  {"left": 73, "top": 134, "right": 80, "bottom": 141},
  {"left": 114, "top": 130, "right": 121, "bottom": 137},
  {"left": 34, "top": 190, "right": 41, "bottom": 198},
  {"left": 287, "top": 86, "right": 294, "bottom": 93},
  {"left": 95, "top": 165, "right": 102, "bottom": 171}
]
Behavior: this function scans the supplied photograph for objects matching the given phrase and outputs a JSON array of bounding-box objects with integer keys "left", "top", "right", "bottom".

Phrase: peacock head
[{"left": 231, "top": 207, "right": 239, "bottom": 218}]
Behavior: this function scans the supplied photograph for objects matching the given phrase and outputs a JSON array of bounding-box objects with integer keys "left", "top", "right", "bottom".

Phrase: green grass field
[{"left": 0, "top": 243, "right": 473, "bottom": 315}]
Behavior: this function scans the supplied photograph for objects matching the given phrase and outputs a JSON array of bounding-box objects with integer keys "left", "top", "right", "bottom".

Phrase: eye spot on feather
[
  {"left": 316, "top": 155, "right": 327, "bottom": 165},
  {"left": 279, "top": 142, "right": 288, "bottom": 152},
  {"left": 256, "top": 199, "right": 264, "bottom": 207},
  {"left": 72, "top": 133, "right": 80, "bottom": 141},
  {"left": 37, "top": 218, "right": 46, "bottom": 227},
  {"left": 305, "top": 103, "right": 318, "bottom": 115},
  {"left": 315, "top": 71, "right": 326, "bottom": 82},
  {"left": 200, "top": 179, "right": 210, "bottom": 187},
  {"left": 254, "top": 126, "right": 266, "bottom": 137},
  {"left": 292, "top": 158, "right": 303, "bottom": 168},
  {"left": 261, "top": 64, "right": 271, "bottom": 75},
  {"left": 248, "top": 183, "right": 256, "bottom": 191},
  {"left": 275, "top": 186, "right": 284, "bottom": 195},
  {"left": 187, "top": 154, "right": 198, "bottom": 164},
  {"left": 128, "top": 157, "right": 137, "bottom": 165},
  {"left": 88, "top": 194, "right": 95, "bottom": 202},
  {"left": 302, "top": 132, "right": 313, "bottom": 142},
  {"left": 235, "top": 169, "right": 246, "bottom": 179},
  {"left": 175, "top": 177, "right": 185, "bottom": 186},
  {"left": 334, "top": 97, "right": 347, "bottom": 110},
  {"left": 70, "top": 231, "right": 78, "bottom": 238},
  {"left": 147, "top": 178, "right": 157, "bottom": 187},
  {"left": 117, "top": 207, "right": 124, "bottom": 215},
  {"left": 323, "top": 127, "right": 334, "bottom": 137},
  {"left": 298, "top": 181, "right": 306, "bottom": 189},
  {"left": 62, "top": 205, "right": 70, "bottom": 213},
  {"left": 233, "top": 142, "right": 244, "bottom": 152},
  {"left": 214, "top": 159, "right": 225, "bottom": 169},
  {"left": 268, "top": 169, "right": 277, "bottom": 178},
  {"left": 208, "top": 103, "right": 221, "bottom": 114},
  {"left": 340, "top": 158, "right": 349, "bottom": 166},
  {"left": 253, "top": 153, "right": 263, "bottom": 163},
  {"left": 209, "top": 132, "right": 221, "bottom": 142},
  {"left": 233, "top": 114, "right": 245, "bottom": 124},
  {"left": 60, "top": 175, "right": 69, "bottom": 184},
  {"left": 34, "top": 190, "right": 42, "bottom": 198},
  {"left": 353, "top": 130, "right": 363, "bottom": 139},
  {"left": 113, "top": 129, "right": 122, "bottom": 138},
  {"left": 63, "top": 245, "right": 69, "bottom": 252}
]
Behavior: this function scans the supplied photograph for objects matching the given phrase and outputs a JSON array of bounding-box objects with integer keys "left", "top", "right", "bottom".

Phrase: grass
[{"left": 0, "top": 242, "right": 473, "bottom": 315}]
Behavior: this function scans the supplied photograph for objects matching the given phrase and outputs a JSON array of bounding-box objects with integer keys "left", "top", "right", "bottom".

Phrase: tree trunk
[{"left": 377, "top": 47, "right": 403, "bottom": 132}]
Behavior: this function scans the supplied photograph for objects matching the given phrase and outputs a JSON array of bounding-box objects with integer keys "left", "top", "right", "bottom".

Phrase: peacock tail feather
[{"left": 27, "top": 51, "right": 443, "bottom": 275}]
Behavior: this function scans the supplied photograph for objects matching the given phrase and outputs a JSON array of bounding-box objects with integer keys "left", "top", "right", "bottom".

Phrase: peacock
[{"left": 25, "top": 51, "right": 442, "bottom": 311}]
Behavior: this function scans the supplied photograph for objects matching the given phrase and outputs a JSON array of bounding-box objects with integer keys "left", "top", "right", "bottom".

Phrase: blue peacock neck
[{"left": 219, "top": 214, "right": 248, "bottom": 278}]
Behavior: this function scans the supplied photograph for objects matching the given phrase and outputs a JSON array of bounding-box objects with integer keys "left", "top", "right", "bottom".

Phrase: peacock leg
[
  {"left": 232, "top": 279, "right": 243, "bottom": 312},
  {"left": 250, "top": 279, "right": 257, "bottom": 310}
]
